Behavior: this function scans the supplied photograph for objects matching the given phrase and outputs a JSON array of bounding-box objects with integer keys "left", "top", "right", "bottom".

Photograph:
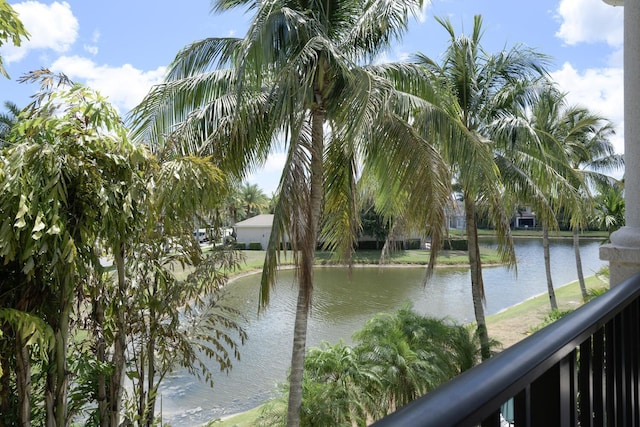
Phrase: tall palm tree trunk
[
  {"left": 573, "top": 227, "right": 588, "bottom": 300},
  {"left": 464, "top": 196, "right": 491, "bottom": 360},
  {"left": 286, "top": 105, "right": 325, "bottom": 427},
  {"left": 287, "top": 277, "right": 312, "bottom": 427},
  {"left": 542, "top": 224, "right": 558, "bottom": 310}
]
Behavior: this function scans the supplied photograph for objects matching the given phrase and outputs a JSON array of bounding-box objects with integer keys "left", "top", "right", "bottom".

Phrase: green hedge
[
  {"left": 248, "top": 242, "right": 263, "bottom": 250},
  {"left": 234, "top": 242, "right": 247, "bottom": 250},
  {"left": 443, "top": 239, "right": 468, "bottom": 251},
  {"left": 405, "top": 239, "right": 422, "bottom": 250}
]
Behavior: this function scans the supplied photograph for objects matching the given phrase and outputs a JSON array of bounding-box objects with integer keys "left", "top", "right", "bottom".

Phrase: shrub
[
  {"left": 528, "top": 309, "right": 573, "bottom": 334},
  {"left": 234, "top": 242, "right": 247, "bottom": 250},
  {"left": 248, "top": 242, "right": 263, "bottom": 250},
  {"left": 405, "top": 239, "right": 422, "bottom": 250},
  {"left": 443, "top": 239, "right": 468, "bottom": 251},
  {"left": 585, "top": 286, "right": 608, "bottom": 302}
]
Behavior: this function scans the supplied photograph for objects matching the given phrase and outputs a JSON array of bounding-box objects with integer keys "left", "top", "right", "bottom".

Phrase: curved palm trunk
[
  {"left": 573, "top": 227, "right": 588, "bottom": 300},
  {"left": 542, "top": 224, "right": 558, "bottom": 310},
  {"left": 286, "top": 106, "right": 324, "bottom": 427},
  {"left": 464, "top": 196, "right": 491, "bottom": 360}
]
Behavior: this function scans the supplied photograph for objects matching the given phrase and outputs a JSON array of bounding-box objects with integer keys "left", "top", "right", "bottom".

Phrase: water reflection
[{"left": 159, "top": 238, "right": 606, "bottom": 425}]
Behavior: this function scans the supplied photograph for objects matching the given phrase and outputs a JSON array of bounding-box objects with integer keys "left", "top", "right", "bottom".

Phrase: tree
[
  {"left": 115, "top": 151, "right": 245, "bottom": 427},
  {"left": 0, "top": 0, "right": 29, "bottom": 78},
  {"left": 129, "top": 0, "right": 451, "bottom": 425},
  {"left": 0, "top": 70, "right": 148, "bottom": 426},
  {"left": 511, "top": 83, "right": 621, "bottom": 305},
  {"left": 409, "top": 15, "right": 549, "bottom": 359},
  {"left": 256, "top": 307, "right": 492, "bottom": 426},
  {"left": 593, "top": 180, "right": 625, "bottom": 238},
  {"left": 562, "top": 105, "right": 622, "bottom": 299},
  {"left": 241, "top": 182, "right": 269, "bottom": 219},
  {"left": 222, "top": 183, "right": 244, "bottom": 225},
  {"left": 0, "top": 100, "right": 21, "bottom": 146}
]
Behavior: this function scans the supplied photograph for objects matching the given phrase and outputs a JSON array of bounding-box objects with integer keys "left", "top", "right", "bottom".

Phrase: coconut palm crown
[{"left": 129, "top": 0, "right": 452, "bottom": 424}]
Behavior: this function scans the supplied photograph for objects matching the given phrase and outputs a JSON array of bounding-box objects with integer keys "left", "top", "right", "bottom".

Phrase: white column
[{"left": 600, "top": 0, "right": 640, "bottom": 285}]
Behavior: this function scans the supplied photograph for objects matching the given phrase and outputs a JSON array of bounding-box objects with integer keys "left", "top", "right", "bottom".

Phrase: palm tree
[
  {"left": 0, "top": 100, "right": 21, "bottom": 147},
  {"left": 241, "top": 182, "right": 269, "bottom": 218},
  {"left": 593, "top": 180, "right": 625, "bottom": 238},
  {"left": 129, "top": 1, "right": 451, "bottom": 424},
  {"left": 562, "top": 106, "right": 622, "bottom": 298},
  {"left": 512, "top": 84, "right": 621, "bottom": 305},
  {"left": 408, "top": 15, "right": 550, "bottom": 359},
  {"left": 353, "top": 312, "right": 441, "bottom": 416},
  {"left": 508, "top": 84, "right": 581, "bottom": 311},
  {"left": 301, "top": 341, "right": 376, "bottom": 426}
]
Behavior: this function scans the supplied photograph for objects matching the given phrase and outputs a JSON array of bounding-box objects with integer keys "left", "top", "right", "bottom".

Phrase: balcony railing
[{"left": 371, "top": 272, "right": 640, "bottom": 427}]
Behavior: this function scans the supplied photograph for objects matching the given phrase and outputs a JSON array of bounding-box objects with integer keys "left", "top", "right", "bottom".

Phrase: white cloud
[
  {"left": 83, "top": 44, "right": 98, "bottom": 55},
  {"left": 555, "top": 0, "right": 623, "bottom": 47},
  {"left": 247, "top": 152, "right": 287, "bottom": 194},
  {"left": 551, "top": 62, "right": 624, "bottom": 154},
  {"left": 91, "top": 30, "right": 100, "bottom": 43},
  {"left": 50, "top": 55, "right": 166, "bottom": 112},
  {"left": 83, "top": 30, "right": 100, "bottom": 55},
  {"left": 1, "top": 1, "right": 79, "bottom": 63}
]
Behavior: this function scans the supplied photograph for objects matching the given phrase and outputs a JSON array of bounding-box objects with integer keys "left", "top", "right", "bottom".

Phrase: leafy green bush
[
  {"left": 528, "top": 308, "right": 573, "bottom": 334},
  {"left": 585, "top": 286, "right": 608, "bottom": 302},
  {"left": 234, "top": 242, "right": 247, "bottom": 250},
  {"left": 248, "top": 242, "right": 263, "bottom": 250},
  {"left": 405, "top": 239, "right": 422, "bottom": 250},
  {"left": 443, "top": 239, "right": 468, "bottom": 251}
]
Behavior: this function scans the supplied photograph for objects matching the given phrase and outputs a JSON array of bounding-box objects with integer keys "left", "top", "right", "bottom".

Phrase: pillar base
[{"left": 600, "top": 226, "right": 640, "bottom": 286}]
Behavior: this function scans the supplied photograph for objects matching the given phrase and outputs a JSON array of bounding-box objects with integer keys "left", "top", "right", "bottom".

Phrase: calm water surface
[{"left": 159, "top": 238, "right": 606, "bottom": 425}]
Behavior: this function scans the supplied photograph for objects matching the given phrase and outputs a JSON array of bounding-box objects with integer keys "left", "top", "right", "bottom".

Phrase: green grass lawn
[
  {"left": 174, "top": 247, "right": 502, "bottom": 281},
  {"left": 238, "top": 247, "right": 500, "bottom": 271}
]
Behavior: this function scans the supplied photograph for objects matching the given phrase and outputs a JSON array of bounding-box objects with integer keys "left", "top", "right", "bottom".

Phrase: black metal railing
[{"left": 372, "top": 272, "right": 640, "bottom": 427}]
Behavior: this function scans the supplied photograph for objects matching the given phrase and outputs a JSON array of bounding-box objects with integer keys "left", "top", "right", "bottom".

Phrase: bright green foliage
[
  {"left": 400, "top": 15, "right": 550, "bottom": 360},
  {"left": 593, "top": 181, "right": 625, "bottom": 237},
  {"left": 0, "top": 70, "right": 243, "bottom": 427},
  {"left": 0, "top": 100, "right": 21, "bottom": 145},
  {"left": 0, "top": 70, "right": 148, "bottom": 426},
  {"left": 257, "top": 307, "right": 492, "bottom": 426},
  {"left": 129, "top": 0, "right": 452, "bottom": 424},
  {"left": 0, "top": 0, "right": 29, "bottom": 78},
  {"left": 241, "top": 183, "right": 269, "bottom": 219}
]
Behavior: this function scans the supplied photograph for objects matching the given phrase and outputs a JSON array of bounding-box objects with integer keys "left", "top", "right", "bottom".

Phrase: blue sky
[{"left": 0, "top": 0, "right": 625, "bottom": 194}]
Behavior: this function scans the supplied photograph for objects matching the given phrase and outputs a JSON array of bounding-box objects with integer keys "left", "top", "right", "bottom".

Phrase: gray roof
[{"left": 234, "top": 214, "right": 274, "bottom": 228}]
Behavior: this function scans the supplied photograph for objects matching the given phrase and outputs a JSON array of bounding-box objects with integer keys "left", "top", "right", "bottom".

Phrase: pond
[{"left": 158, "top": 237, "right": 606, "bottom": 426}]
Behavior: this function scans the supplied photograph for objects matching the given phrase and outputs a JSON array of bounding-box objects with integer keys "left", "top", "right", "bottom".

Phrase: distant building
[
  {"left": 233, "top": 214, "right": 274, "bottom": 249},
  {"left": 446, "top": 199, "right": 466, "bottom": 230},
  {"left": 514, "top": 206, "right": 536, "bottom": 228}
]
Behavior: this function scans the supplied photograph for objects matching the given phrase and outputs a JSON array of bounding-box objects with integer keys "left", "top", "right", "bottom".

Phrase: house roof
[{"left": 234, "top": 214, "right": 274, "bottom": 228}]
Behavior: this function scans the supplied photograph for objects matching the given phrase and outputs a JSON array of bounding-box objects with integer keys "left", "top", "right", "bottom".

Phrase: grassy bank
[
  {"left": 486, "top": 274, "right": 608, "bottom": 347},
  {"left": 233, "top": 247, "right": 500, "bottom": 273}
]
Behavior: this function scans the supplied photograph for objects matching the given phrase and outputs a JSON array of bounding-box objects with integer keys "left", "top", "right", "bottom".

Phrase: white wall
[{"left": 235, "top": 227, "right": 271, "bottom": 249}]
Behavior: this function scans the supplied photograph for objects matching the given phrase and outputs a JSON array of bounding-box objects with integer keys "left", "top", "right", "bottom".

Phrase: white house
[{"left": 233, "top": 214, "right": 274, "bottom": 250}]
